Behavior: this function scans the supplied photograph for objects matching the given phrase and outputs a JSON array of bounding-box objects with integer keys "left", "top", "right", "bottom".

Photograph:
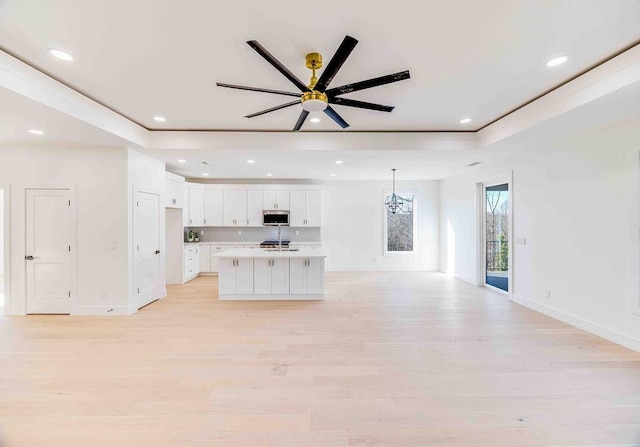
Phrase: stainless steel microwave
[{"left": 263, "top": 210, "right": 289, "bottom": 226}]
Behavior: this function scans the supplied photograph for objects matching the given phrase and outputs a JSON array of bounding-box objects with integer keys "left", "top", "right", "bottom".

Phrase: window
[{"left": 384, "top": 192, "right": 416, "bottom": 254}]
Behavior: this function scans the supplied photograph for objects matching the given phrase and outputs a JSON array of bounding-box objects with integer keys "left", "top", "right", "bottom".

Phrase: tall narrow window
[{"left": 384, "top": 193, "right": 416, "bottom": 254}]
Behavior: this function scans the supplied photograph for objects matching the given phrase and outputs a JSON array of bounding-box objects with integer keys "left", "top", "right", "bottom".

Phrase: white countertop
[
  {"left": 185, "top": 241, "right": 322, "bottom": 246},
  {"left": 213, "top": 247, "right": 327, "bottom": 258}
]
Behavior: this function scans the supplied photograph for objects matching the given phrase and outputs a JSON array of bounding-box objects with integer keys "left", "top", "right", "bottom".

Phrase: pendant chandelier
[{"left": 385, "top": 168, "right": 411, "bottom": 214}]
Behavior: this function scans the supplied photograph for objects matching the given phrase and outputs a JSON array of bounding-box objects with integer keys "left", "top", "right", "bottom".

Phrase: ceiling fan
[{"left": 217, "top": 35, "right": 410, "bottom": 131}]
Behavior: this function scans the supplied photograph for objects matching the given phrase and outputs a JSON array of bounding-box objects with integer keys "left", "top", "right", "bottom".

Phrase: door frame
[
  {"left": 477, "top": 174, "right": 513, "bottom": 299},
  {"left": 1, "top": 183, "right": 10, "bottom": 315},
  {"left": 24, "top": 186, "right": 78, "bottom": 314},
  {"left": 132, "top": 185, "right": 163, "bottom": 310}
]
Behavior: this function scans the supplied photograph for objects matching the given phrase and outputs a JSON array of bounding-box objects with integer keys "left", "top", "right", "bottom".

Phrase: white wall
[
  {"left": 0, "top": 191, "right": 4, "bottom": 274},
  {"left": 0, "top": 146, "right": 129, "bottom": 315},
  {"left": 127, "top": 149, "right": 167, "bottom": 306},
  {"left": 323, "top": 180, "right": 440, "bottom": 271},
  {"left": 440, "top": 117, "right": 640, "bottom": 350}
]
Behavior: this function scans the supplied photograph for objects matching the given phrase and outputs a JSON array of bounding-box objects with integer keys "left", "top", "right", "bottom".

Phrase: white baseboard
[
  {"left": 326, "top": 267, "right": 439, "bottom": 272},
  {"left": 72, "top": 305, "right": 136, "bottom": 316},
  {"left": 160, "top": 288, "right": 167, "bottom": 299},
  {"left": 513, "top": 293, "right": 640, "bottom": 353}
]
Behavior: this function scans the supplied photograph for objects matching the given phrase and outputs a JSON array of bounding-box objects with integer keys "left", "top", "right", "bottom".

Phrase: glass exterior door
[{"left": 485, "top": 183, "right": 509, "bottom": 292}]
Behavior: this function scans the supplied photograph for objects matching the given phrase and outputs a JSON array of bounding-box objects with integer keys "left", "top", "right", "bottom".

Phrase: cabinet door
[
  {"left": 195, "top": 246, "right": 201, "bottom": 273},
  {"left": 218, "top": 258, "right": 236, "bottom": 294},
  {"left": 223, "top": 190, "right": 247, "bottom": 226},
  {"left": 199, "top": 245, "right": 211, "bottom": 273},
  {"left": 306, "top": 258, "right": 324, "bottom": 294},
  {"left": 263, "top": 190, "right": 277, "bottom": 210},
  {"left": 247, "top": 190, "right": 263, "bottom": 227},
  {"left": 173, "top": 181, "right": 184, "bottom": 209},
  {"left": 289, "top": 190, "right": 306, "bottom": 227},
  {"left": 289, "top": 258, "right": 306, "bottom": 294},
  {"left": 165, "top": 180, "right": 174, "bottom": 208},
  {"left": 189, "top": 187, "right": 204, "bottom": 226},
  {"left": 305, "top": 190, "right": 321, "bottom": 227},
  {"left": 277, "top": 190, "right": 290, "bottom": 210},
  {"left": 236, "top": 258, "right": 254, "bottom": 294},
  {"left": 204, "top": 189, "right": 223, "bottom": 227},
  {"left": 253, "top": 258, "right": 271, "bottom": 294},
  {"left": 182, "top": 187, "right": 190, "bottom": 227},
  {"left": 271, "top": 258, "right": 290, "bottom": 294}
]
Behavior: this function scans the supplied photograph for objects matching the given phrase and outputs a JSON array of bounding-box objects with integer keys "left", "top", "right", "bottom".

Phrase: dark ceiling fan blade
[
  {"left": 217, "top": 83, "right": 301, "bottom": 98},
  {"left": 245, "top": 100, "right": 300, "bottom": 118},
  {"left": 323, "top": 106, "right": 349, "bottom": 129},
  {"left": 326, "top": 70, "right": 410, "bottom": 96},
  {"left": 313, "top": 35, "right": 358, "bottom": 93},
  {"left": 293, "top": 110, "right": 309, "bottom": 131},
  {"left": 246, "top": 40, "right": 310, "bottom": 92},
  {"left": 329, "top": 97, "right": 394, "bottom": 112}
]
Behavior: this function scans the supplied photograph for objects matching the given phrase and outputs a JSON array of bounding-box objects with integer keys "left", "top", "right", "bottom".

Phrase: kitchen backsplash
[{"left": 185, "top": 226, "right": 321, "bottom": 243}]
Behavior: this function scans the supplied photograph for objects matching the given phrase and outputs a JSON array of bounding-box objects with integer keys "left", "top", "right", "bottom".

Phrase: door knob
[
  {"left": 25, "top": 255, "right": 39, "bottom": 260},
  {"left": 155, "top": 250, "right": 160, "bottom": 254}
]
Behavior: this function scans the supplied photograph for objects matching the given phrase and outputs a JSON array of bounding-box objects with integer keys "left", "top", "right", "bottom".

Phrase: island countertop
[{"left": 213, "top": 247, "right": 328, "bottom": 259}]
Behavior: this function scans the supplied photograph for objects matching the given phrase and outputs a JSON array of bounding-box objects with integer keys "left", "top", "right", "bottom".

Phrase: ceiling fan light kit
[{"left": 217, "top": 35, "right": 410, "bottom": 131}]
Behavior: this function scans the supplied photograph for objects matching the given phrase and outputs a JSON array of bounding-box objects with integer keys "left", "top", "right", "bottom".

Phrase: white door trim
[
  {"left": 24, "top": 187, "right": 77, "bottom": 314},
  {"left": 1, "top": 183, "right": 10, "bottom": 315},
  {"left": 477, "top": 174, "right": 513, "bottom": 299},
  {"left": 132, "top": 185, "right": 162, "bottom": 310}
]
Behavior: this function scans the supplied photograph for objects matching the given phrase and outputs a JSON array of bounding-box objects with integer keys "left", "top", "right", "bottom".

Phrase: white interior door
[
  {"left": 26, "top": 189, "right": 73, "bottom": 314},
  {"left": 134, "top": 190, "right": 160, "bottom": 308}
]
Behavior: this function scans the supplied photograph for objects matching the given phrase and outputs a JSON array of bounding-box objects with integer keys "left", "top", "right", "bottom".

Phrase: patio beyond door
[{"left": 483, "top": 183, "right": 510, "bottom": 292}]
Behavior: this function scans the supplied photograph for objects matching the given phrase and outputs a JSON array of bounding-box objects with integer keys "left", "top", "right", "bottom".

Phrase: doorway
[
  {"left": 133, "top": 189, "right": 161, "bottom": 309},
  {"left": 25, "top": 188, "right": 75, "bottom": 314},
  {"left": 482, "top": 182, "right": 510, "bottom": 293}
]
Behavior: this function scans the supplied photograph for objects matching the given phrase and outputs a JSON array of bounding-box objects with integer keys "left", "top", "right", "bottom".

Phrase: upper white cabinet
[
  {"left": 223, "top": 190, "right": 247, "bottom": 226},
  {"left": 263, "top": 190, "right": 290, "bottom": 210},
  {"left": 182, "top": 186, "right": 190, "bottom": 227},
  {"left": 247, "top": 190, "right": 263, "bottom": 227},
  {"left": 290, "top": 190, "right": 321, "bottom": 227},
  {"left": 204, "top": 189, "right": 223, "bottom": 227},
  {"left": 187, "top": 184, "right": 204, "bottom": 227},
  {"left": 164, "top": 172, "right": 184, "bottom": 208}
]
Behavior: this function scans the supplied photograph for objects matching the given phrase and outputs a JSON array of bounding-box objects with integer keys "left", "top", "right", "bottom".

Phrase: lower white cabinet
[
  {"left": 184, "top": 246, "right": 197, "bottom": 281},
  {"left": 290, "top": 258, "right": 324, "bottom": 294},
  {"left": 199, "top": 244, "right": 211, "bottom": 273},
  {"left": 219, "top": 258, "right": 254, "bottom": 294},
  {"left": 254, "top": 258, "right": 289, "bottom": 295}
]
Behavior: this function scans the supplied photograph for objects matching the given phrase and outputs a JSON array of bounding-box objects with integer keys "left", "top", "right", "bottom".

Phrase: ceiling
[{"left": 0, "top": 0, "right": 638, "bottom": 132}]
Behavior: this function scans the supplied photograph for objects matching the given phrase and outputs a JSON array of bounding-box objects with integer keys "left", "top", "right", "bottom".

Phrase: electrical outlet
[
  {"left": 295, "top": 230, "right": 299, "bottom": 236},
  {"left": 100, "top": 290, "right": 107, "bottom": 300},
  {"left": 238, "top": 230, "right": 242, "bottom": 236},
  {"left": 200, "top": 230, "right": 205, "bottom": 235},
  {"left": 516, "top": 237, "right": 527, "bottom": 245},
  {"left": 544, "top": 289, "right": 551, "bottom": 300}
]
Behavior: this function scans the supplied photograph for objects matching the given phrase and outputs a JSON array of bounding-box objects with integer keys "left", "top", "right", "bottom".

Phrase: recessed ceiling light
[
  {"left": 153, "top": 116, "right": 166, "bottom": 123},
  {"left": 460, "top": 118, "right": 472, "bottom": 124},
  {"left": 202, "top": 173, "right": 209, "bottom": 176},
  {"left": 335, "top": 160, "right": 343, "bottom": 164},
  {"left": 177, "top": 159, "right": 186, "bottom": 163},
  {"left": 546, "top": 55, "right": 569, "bottom": 67},
  {"left": 310, "top": 117, "right": 321, "bottom": 123},
  {"left": 48, "top": 48, "right": 73, "bottom": 61},
  {"left": 28, "top": 129, "right": 45, "bottom": 135},
  {"left": 330, "top": 173, "right": 336, "bottom": 177},
  {"left": 266, "top": 173, "right": 273, "bottom": 177},
  {"left": 247, "top": 159, "right": 255, "bottom": 164}
]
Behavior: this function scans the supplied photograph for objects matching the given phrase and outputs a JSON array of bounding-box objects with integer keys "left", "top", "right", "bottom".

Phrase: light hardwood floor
[{"left": 1, "top": 272, "right": 639, "bottom": 446}]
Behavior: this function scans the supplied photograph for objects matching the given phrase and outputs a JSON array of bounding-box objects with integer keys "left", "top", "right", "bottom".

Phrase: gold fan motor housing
[{"left": 301, "top": 90, "right": 328, "bottom": 103}]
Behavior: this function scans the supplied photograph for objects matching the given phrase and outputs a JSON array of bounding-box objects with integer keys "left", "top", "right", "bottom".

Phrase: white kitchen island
[{"left": 213, "top": 247, "right": 327, "bottom": 300}]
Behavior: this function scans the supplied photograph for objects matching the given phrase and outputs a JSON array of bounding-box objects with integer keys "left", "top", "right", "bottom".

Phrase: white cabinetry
[
  {"left": 219, "top": 258, "right": 254, "bottom": 294},
  {"left": 247, "top": 190, "right": 263, "bottom": 227},
  {"left": 290, "top": 190, "right": 321, "bottom": 227},
  {"left": 223, "top": 190, "right": 247, "bottom": 226},
  {"left": 182, "top": 186, "right": 190, "bottom": 227},
  {"left": 204, "top": 189, "right": 223, "bottom": 227},
  {"left": 184, "top": 245, "right": 198, "bottom": 281},
  {"left": 199, "top": 244, "right": 211, "bottom": 273},
  {"left": 263, "top": 190, "right": 290, "bottom": 210},
  {"left": 290, "top": 258, "right": 324, "bottom": 294},
  {"left": 254, "top": 258, "right": 289, "bottom": 295},
  {"left": 187, "top": 184, "right": 204, "bottom": 227},
  {"left": 165, "top": 177, "right": 184, "bottom": 209}
]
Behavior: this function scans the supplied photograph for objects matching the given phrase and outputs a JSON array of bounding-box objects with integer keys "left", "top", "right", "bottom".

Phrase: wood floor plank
[{"left": 0, "top": 272, "right": 639, "bottom": 446}]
